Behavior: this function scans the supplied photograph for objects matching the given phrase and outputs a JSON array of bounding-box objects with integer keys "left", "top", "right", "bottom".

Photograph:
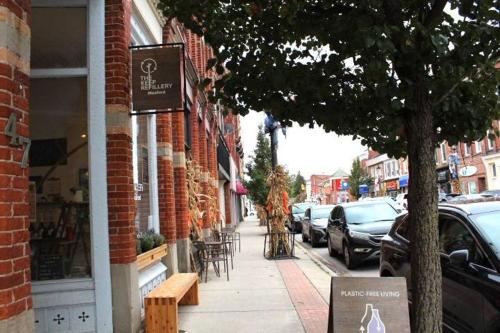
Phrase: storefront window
[
  {"left": 133, "top": 117, "right": 152, "bottom": 232},
  {"left": 29, "top": 77, "right": 91, "bottom": 280},
  {"left": 29, "top": 7, "right": 90, "bottom": 281}
]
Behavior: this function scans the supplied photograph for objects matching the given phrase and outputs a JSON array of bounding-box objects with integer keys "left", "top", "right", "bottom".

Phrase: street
[{"left": 295, "top": 236, "right": 379, "bottom": 278}]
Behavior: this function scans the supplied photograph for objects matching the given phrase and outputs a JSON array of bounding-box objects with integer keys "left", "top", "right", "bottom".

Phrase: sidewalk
[{"left": 178, "top": 218, "right": 333, "bottom": 333}]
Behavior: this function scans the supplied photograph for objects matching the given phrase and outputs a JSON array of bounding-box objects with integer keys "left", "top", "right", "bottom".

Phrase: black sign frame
[{"left": 129, "top": 42, "right": 187, "bottom": 116}]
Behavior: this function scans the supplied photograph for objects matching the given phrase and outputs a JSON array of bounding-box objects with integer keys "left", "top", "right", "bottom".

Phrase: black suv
[
  {"left": 326, "top": 200, "right": 399, "bottom": 269},
  {"left": 380, "top": 200, "right": 500, "bottom": 332}
]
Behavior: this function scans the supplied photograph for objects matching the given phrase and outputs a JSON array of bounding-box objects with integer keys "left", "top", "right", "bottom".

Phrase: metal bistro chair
[
  {"left": 222, "top": 226, "right": 241, "bottom": 253},
  {"left": 194, "top": 240, "right": 229, "bottom": 282},
  {"left": 212, "top": 230, "right": 234, "bottom": 270}
]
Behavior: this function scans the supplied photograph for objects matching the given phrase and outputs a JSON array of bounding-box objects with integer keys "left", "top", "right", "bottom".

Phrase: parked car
[
  {"left": 396, "top": 193, "right": 408, "bottom": 209},
  {"left": 301, "top": 205, "right": 336, "bottom": 247},
  {"left": 448, "top": 193, "right": 490, "bottom": 201},
  {"left": 380, "top": 199, "right": 500, "bottom": 333},
  {"left": 480, "top": 189, "right": 500, "bottom": 197},
  {"left": 287, "top": 202, "right": 314, "bottom": 232},
  {"left": 326, "top": 200, "right": 400, "bottom": 269}
]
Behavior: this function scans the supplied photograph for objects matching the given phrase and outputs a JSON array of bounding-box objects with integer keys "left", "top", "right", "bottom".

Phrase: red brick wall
[
  {"left": 157, "top": 114, "right": 176, "bottom": 244},
  {"left": 224, "top": 182, "right": 231, "bottom": 225},
  {"left": 105, "top": 0, "right": 136, "bottom": 264},
  {"left": 310, "top": 175, "right": 330, "bottom": 196},
  {"left": 0, "top": 0, "right": 32, "bottom": 321},
  {"left": 457, "top": 142, "right": 487, "bottom": 193},
  {"left": 172, "top": 113, "right": 189, "bottom": 239}
]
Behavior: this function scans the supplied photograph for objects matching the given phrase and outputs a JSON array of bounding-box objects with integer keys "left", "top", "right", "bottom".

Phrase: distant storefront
[{"left": 385, "top": 179, "right": 399, "bottom": 198}]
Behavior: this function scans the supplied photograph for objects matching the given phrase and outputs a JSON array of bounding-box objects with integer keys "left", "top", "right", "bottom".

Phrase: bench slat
[{"left": 146, "top": 273, "right": 198, "bottom": 301}]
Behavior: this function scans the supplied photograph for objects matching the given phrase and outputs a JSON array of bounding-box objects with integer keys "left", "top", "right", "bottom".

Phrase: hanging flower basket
[{"left": 136, "top": 243, "right": 168, "bottom": 271}]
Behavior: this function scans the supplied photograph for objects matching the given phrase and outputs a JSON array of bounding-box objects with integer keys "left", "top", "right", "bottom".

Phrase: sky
[{"left": 239, "top": 111, "right": 367, "bottom": 180}]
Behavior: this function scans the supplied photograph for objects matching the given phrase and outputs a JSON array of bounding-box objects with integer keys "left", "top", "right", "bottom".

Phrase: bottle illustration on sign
[{"left": 360, "top": 304, "right": 386, "bottom": 333}]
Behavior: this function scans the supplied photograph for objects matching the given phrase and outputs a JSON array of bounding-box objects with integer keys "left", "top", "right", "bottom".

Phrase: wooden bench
[{"left": 144, "top": 273, "right": 199, "bottom": 333}]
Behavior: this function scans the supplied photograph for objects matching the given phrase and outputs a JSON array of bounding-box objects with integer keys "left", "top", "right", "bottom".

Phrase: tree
[
  {"left": 244, "top": 125, "right": 272, "bottom": 206},
  {"left": 159, "top": 2, "right": 499, "bottom": 331},
  {"left": 349, "top": 158, "right": 374, "bottom": 199},
  {"left": 291, "top": 171, "right": 306, "bottom": 201}
]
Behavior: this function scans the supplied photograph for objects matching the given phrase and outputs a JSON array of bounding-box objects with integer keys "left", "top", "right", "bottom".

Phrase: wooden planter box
[{"left": 137, "top": 244, "right": 168, "bottom": 271}]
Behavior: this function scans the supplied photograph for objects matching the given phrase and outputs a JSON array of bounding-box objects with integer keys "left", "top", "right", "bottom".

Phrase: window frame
[
  {"left": 487, "top": 131, "right": 495, "bottom": 150},
  {"left": 464, "top": 143, "right": 471, "bottom": 156},
  {"left": 440, "top": 143, "right": 447, "bottom": 163},
  {"left": 395, "top": 216, "right": 410, "bottom": 241},
  {"left": 438, "top": 212, "right": 494, "bottom": 270},
  {"left": 474, "top": 140, "right": 482, "bottom": 154}
]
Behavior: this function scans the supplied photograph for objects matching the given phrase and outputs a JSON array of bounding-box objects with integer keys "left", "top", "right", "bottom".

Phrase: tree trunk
[{"left": 407, "top": 85, "right": 442, "bottom": 333}]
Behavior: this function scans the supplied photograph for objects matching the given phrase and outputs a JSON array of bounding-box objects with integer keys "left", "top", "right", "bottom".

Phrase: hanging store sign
[
  {"left": 386, "top": 180, "right": 398, "bottom": 191},
  {"left": 131, "top": 45, "right": 184, "bottom": 114},
  {"left": 328, "top": 277, "right": 410, "bottom": 333},
  {"left": 459, "top": 165, "right": 477, "bottom": 177}
]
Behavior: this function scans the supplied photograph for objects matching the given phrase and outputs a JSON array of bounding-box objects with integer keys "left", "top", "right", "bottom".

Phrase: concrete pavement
[{"left": 178, "top": 218, "right": 333, "bottom": 333}]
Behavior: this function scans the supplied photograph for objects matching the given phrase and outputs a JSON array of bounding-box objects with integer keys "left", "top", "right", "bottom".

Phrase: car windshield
[
  {"left": 345, "top": 203, "right": 398, "bottom": 224},
  {"left": 470, "top": 211, "right": 500, "bottom": 261},
  {"left": 311, "top": 207, "right": 333, "bottom": 220},
  {"left": 292, "top": 205, "right": 308, "bottom": 214}
]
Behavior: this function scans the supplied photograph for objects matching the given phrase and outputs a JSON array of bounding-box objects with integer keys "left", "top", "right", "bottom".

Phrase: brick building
[
  {"left": 435, "top": 123, "right": 500, "bottom": 194},
  {"left": 0, "top": 1, "right": 243, "bottom": 332},
  {"left": 308, "top": 174, "right": 330, "bottom": 203},
  {"left": 363, "top": 123, "right": 500, "bottom": 199}
]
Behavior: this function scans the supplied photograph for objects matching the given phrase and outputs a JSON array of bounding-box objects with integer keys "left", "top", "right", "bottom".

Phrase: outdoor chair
[
  {"left": 212, "top": 230, "right": 234, "bottom": 269},
  {"left": 193, "top": 240, "right": 229, "bottom": 282},
  {"left": 222, "top": 226, "right": 241, "bottom": 253}
]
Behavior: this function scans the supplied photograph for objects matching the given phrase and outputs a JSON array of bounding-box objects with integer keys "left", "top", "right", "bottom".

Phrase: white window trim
[
  {"left": 464, "top": 143, "right": 471, "bottom": 156},
  {"left": 31, "top": 68, "right": 88, "bottom": 78},
  {"left": 33, "top": 0, "right": 86, "bottom": 6},
  {"left": 88, "top": 1, "right": 113, "bottom": 331},
  {"left": 475, "top": 141, "right": 482, "bottom": 154},
  {"left": 440, "top": 144, "right": 447, "bottom": 163},
  {"left": 487, "top": 131, "right": 495, "bottom": 150}
]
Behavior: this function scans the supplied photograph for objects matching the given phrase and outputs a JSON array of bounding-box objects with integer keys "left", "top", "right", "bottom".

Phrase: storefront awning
[
  {"left": 399, "top": 175, "right": 409, "bottom": 188},
  {"left": 236, "top": 181, "right": 248, "bottom": 195}
]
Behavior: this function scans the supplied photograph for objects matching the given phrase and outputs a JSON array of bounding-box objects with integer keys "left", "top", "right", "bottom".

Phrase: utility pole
[
  {"left": 270, "top": 128, "right": 278, "bottom": 169},
  {"left": 265, "top": 113, "right": 285, "bottom": 170}
]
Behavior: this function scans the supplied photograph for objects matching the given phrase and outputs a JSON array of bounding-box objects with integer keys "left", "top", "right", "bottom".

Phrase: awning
[
  {"left": 359, "top": 184, "right": 369, "bottom": 194},
  {"left": 399, "top": 175, "right": 409, "bottom": 187},
  {"left": 236, "top": 181, "right": 248, "bottom": 195}
]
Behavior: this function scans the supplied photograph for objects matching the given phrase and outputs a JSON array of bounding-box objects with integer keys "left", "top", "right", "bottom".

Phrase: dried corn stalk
[
  {"left": 198, "top": 184, "right": 220, "bottom": 232},
  {"left": 256, "top": 204, "right": 267, "bottom": 226},
  {"left": 186, "top": 160, "right": 203, "bottom": 241},
  {"left": 266, "top": 165, "right": 291, "bottom": 257}
]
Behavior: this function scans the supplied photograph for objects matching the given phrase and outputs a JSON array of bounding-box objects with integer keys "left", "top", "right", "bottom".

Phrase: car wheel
[
  {"left": 327, "top": 237, "right": 337, "bottom": 257},
  {"left": 343, "top": 242, "right": 357, "bottom": 269},
  {"left": 302, "top": 229, "right": 309, "bottom": 243},
  {"left": 311, "top": 232, "right": 319, "bottom": 248}
]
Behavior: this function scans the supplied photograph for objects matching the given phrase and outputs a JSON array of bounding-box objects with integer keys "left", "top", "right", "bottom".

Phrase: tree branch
[
  {"left": 432, "top": 81, "right": 460, "bottom": 107},
  {"left": 423, "top": 0, "right": 448, "bottom": 28}
]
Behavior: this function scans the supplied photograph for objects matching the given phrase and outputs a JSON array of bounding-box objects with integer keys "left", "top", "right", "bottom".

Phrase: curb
[{"left": 295, "top": 241, "right": 344, "bottom": 276}]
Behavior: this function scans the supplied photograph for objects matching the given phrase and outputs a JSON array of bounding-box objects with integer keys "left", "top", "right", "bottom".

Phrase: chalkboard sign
[
  {"left": 328, "top": 277, "right": 410, "bottom": 333},
  {"left": 37, "top": 254, "right": 64, "bottom": 280}
]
